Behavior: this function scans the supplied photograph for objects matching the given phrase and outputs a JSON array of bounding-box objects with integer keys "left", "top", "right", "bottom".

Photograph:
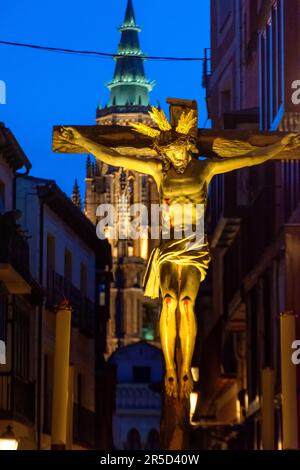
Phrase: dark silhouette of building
[{"left": 0, "top": 123, "right": 114, "bottom": 449}]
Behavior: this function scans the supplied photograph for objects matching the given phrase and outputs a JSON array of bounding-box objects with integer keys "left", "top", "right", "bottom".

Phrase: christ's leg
[
  {"left": 159, "top": 261, "right": 178, "bottom": 397},
  {"left": 178, "top": 266, "right": 201, "bottom": 398}
]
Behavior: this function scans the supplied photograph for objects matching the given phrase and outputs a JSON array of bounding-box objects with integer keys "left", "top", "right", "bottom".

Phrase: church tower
[
  {"left": 85, "top": 0, "right": 160, "bottom": 356},
  {"left": 99, "top": 0, "right": 154, "bottom": 114}
]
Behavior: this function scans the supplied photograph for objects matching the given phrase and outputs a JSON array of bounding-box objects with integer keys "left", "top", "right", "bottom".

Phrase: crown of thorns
[{"left": 131, "top": 106, "right": 198, "bottom": 147}]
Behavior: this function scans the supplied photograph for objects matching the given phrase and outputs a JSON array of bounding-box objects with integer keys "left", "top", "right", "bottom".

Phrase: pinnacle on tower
[
  {"left": 86, "top": 155, "right": 91, "bottom": 178},
  {"left": 71, "top": 179, "right": 82, "bottom": 210},
  {"left": 101, "top": 0, "right": 154, "bottom": 111},
  {"left": 123, "top": 0, "right": 137, "bottom": 28}
]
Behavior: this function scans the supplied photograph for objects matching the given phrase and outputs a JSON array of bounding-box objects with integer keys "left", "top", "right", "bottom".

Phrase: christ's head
[
  {"left": 155, "top": 132, "right": 198, "bottom": 174},
  {"left": 131, "top": 106, "right": 198, "bottom": 174}
]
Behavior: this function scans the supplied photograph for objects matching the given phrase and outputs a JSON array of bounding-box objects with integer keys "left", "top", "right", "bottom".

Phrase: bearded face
[
  {"left": 163, "top": 142, "right": 192, "bottom": 174},
  {"left": 156, "top": 134, "right": 198, "bottom": 174},
  {"left": 131, "top": 106, "right": 199, "bottom": 174}
]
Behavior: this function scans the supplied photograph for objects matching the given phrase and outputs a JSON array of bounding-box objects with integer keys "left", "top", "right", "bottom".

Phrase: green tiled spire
[{"left": 107, "top": 0, "right": 154, "bottom": 107}]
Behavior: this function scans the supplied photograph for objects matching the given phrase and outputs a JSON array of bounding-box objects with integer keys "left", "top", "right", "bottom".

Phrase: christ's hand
[
  {"left": 59, "top": 126, "right": 87, "bottom": 147},
  {"left": 281, "top": 133, "right": 300, "bottom": 150}
]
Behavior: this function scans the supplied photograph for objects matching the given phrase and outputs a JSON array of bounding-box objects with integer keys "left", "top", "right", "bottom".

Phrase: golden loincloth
[{"left": 143, "top": 234, "right": 211, "bottom": 299}]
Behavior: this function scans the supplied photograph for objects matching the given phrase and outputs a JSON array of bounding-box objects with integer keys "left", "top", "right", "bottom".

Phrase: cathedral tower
[{"left": 85, "top": 0, "right": 160, "bottom": 356}]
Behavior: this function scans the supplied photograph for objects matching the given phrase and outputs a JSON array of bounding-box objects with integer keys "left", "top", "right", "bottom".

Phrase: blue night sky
[{"left": 0, "top": 0, "right": 210, "bottom": 197}]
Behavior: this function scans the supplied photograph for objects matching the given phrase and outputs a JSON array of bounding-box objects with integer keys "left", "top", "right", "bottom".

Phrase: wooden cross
[{"left": 53, "top": 98, "right": 300, "bottom": 161}]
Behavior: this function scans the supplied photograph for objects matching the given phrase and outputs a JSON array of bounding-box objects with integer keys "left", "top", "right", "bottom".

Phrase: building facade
[
  {"left": 193, "top": 0, "right": 300, "bottom": 450},
  {"left": 0, "top": 123, "right": 34, "bottom": 449},
  {"left": 109, "top": 341, "right": 163, "bottom": 450},
  {"left": 0, "top": 123, "right": 113, "bottom": 450},
  {"left": 16, "top": 175, "right": 113, "bottom": 449}
]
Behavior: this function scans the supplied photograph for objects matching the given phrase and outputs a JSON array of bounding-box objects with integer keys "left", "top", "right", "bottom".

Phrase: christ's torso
[{"left": 158, "top": 158, "right": 212, "bottom": 238}]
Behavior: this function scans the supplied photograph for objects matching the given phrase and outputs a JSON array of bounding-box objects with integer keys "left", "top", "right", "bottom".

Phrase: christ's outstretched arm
[
  {"left": 60, "top": 126, "right": 162, "bottom": 185},
  {"left": 211, "top": 133, "right": 300, "bottom": 176}
]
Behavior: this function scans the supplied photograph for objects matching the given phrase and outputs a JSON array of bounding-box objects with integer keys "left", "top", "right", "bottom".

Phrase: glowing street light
[
  {"left": 0, "top": 426, "right": 19, "bottom": 450},
  {"left": 190, "top": 393, "right": 199, "bottom": 424}
]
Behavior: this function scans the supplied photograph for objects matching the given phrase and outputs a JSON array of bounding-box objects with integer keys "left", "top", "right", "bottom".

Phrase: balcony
[
  {"left": 116, "top": 384, "right": 161, "bottom": 412},
  {"left": 0, "top": 212, "right": 31, "bottom": 294},
  {"left": 47, "top": 271, "right": 95, "bottom": 337},
  {"left": 0, "top": 372, "right": 35, "bottom": 423}
]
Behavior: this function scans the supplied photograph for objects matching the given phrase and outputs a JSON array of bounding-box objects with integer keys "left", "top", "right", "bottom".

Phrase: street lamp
[
  {"left": 0, "top": 425, "right": 19, "bottom": 450},
  {"left": 190, "top": 392, "right": 199, "bottom": 423}
]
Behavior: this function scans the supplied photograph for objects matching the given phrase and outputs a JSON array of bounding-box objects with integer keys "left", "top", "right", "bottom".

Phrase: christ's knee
[
  {"left": 179, "top": 296, "right": 195, "bottom": 322},
  {"left": 162, "top": 293, "right": 177, "bottom": 312},
  {"left": 160, "top": 294, "right": 177, "bottom": 330}
]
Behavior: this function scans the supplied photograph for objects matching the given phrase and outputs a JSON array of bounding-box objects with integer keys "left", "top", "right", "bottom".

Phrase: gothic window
[
  {"left": 125, "top": 428, "right": 142, "bottom": 450},
  {"left": 141, "top": 175, "right": 148, "bottom": 203},
  {"left": 128, "top": 176, "right": 135, "bottom": 205},
  {"left": 146, "top": 429, "right": 160, "bottom": 450}
]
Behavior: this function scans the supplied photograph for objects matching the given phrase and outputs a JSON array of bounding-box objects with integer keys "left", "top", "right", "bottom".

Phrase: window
[
  {"left": 247, "top": 287, "right": 259, "bottom": 402},
  {"left": 263, "top": 272, "right": 272, "bottom": 368},
  {"left": 245, "top": 0, "right": 259, "bottom": 63},
  {"left": 43, "top": 354, "right": 53, "bottom": 433},
  {"left": 222, "top": 333, "right": 237, "bottom": 375},
  {"left": 13, "top": 306, "right": 30, "bottom": 379},
  {"left": 0, "top": 295, "right": 7, "bottom": 343},
  {"left": 0, "top": 295, "right": 7, "bottom": 364},
  {"left": 218, "top": 0, "right": 232, "bottom": 33},
  {"left": 46, "top": 234, "right": 55, "bottom": 289},
  {"left": 64, "top": 249, "right": 72, "bottom": 283},
  {"left": 249, "top": 0, "right": 258, "bottom": 38},
  {"left": 0, "top": 181, "right": 5, "bottom": 214},
  {"left": 80, "top": 263, "right": 87, "bottom": 297},
  {"left": 221, "top": 89, "right": 231, "bottom": 115},
  {"left": 77, "top": 373, "right": 82, "bottom": 406},
  {"left": 125, "top": 428, "right": 142, "bottom": 451},
  {"left": 133, "top": 366, "right": 151, "bottom": 383},
  {"left": 146, "top": 429, "right": 160, "bottom": 451},
  {"left": 259, "top": 0, "right": 284, "bottom": 129}
]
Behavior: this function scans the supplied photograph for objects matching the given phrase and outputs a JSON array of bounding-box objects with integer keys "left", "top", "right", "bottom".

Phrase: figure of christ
[{"left": 59, "top": 107, "right": 300, "bottom": 400}]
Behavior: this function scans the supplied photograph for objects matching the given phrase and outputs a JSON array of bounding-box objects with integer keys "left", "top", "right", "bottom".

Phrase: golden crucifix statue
[{"left": 56, "top": 99, "right": 300, "bottom": 401}]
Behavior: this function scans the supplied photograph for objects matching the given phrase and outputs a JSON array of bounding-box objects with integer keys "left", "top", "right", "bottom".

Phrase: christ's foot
[
  {"left": 180, "top": 370, "right": 194, "bottom": 398},
  {"left": 165, "top": 369, "right": 178, "bottom": 398}
]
